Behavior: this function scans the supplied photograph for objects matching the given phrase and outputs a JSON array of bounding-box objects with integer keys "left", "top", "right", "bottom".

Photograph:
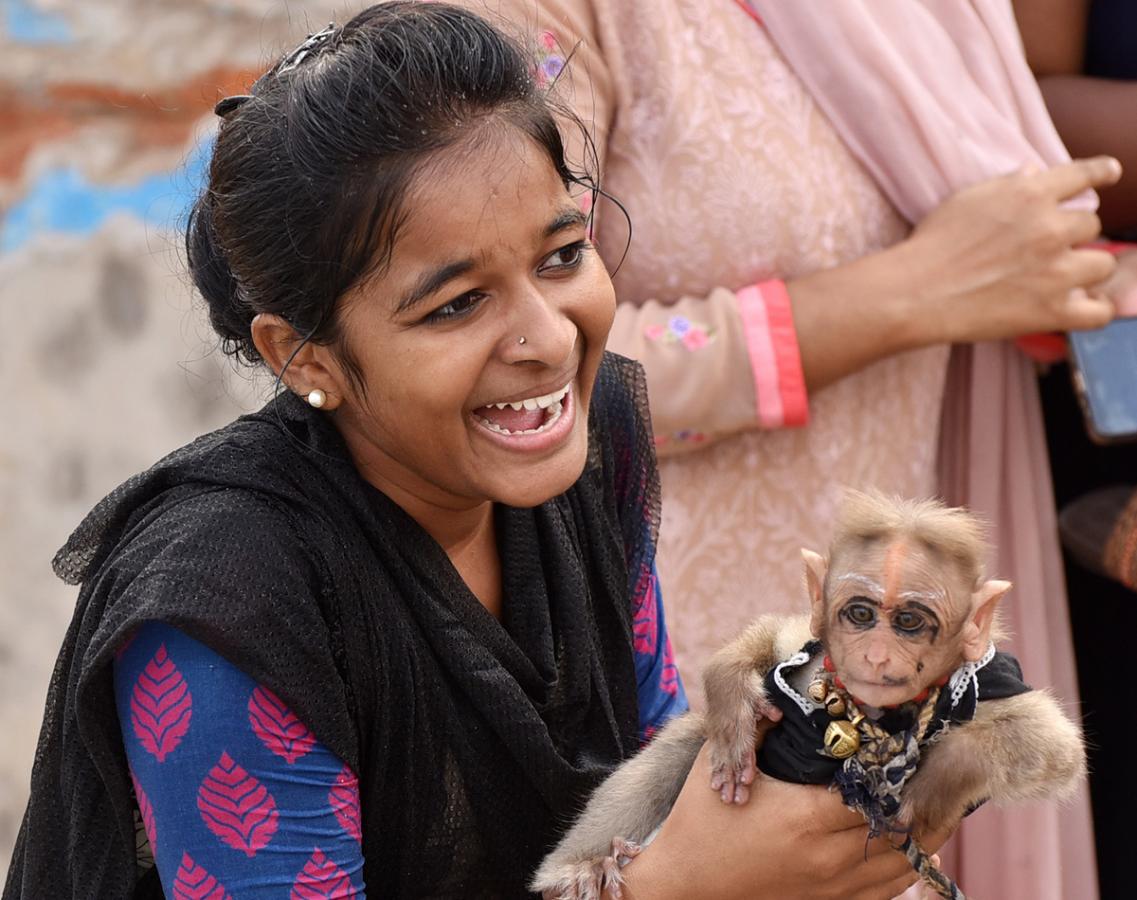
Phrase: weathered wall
[{"left": 0, "top": 0, "right": 339, "bottom": 877}]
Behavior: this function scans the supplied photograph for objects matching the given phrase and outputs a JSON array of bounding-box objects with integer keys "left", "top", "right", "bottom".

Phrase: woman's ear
[{"left": 251, "top": 313, "right": 346, "bottom": 410}]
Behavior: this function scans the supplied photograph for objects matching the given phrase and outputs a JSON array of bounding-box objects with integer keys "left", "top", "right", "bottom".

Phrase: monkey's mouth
[{"left": 841, "top": 675, "right": 913, "bottom": 705}]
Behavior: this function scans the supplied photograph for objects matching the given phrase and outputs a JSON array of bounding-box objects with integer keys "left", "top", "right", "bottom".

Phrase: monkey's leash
[{"left": 897, "top": 835, "right": 965, "bottom": 900}]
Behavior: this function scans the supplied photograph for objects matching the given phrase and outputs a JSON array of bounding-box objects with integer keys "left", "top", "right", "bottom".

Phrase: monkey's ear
[
  {"left": 802, "top": 549, "right": 828, "bottom": 637},
  {"left": 962, "top": 579, "right": 1011, "bottom": 661}
]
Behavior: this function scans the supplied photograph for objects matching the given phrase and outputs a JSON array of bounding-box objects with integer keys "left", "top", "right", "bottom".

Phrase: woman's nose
[{"left": 500, "top": 284, "right": 577, "bottom": 367}]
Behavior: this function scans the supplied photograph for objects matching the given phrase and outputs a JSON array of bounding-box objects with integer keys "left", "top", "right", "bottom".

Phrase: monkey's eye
[
  {"left": 892, "top": 610, "right": 926, "bottom": 634},
  {"left": 842, "top": 601, "right": 877, "bottom": 627}
]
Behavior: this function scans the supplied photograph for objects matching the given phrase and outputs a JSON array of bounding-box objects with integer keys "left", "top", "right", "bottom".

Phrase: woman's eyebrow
[
  {"left": 396, "top": 259, "right": 474, "bottom": 314},
  {"left": 545, "top": 208, "right": 587, "bottom": 237}
]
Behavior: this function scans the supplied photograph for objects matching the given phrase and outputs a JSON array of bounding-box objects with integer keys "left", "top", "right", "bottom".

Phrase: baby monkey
[{"left": 532, "top": 491, "right": 1085, "bottom": 900}]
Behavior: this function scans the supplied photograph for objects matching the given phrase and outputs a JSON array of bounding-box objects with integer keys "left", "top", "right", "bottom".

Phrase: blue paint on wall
[
  {"left": 0, "top": 139, "right": 211, "bottom": 254},
  {"left": 3, "top": 0, "right": 75, "bottom": 44}
]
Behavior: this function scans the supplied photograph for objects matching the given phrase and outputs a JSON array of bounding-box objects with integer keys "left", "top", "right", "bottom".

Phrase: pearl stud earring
[{"left": 307, "top": 389, "right": 327, "bottom": 409}]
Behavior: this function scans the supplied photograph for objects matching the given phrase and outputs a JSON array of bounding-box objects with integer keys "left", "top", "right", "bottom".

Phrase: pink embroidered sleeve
[{"left": 607, "top": 284, "right": 809, "bottom": 454}]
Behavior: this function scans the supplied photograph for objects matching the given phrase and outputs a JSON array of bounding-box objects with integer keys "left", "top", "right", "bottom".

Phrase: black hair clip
[
  {"left": 212, "top": 22, "right": 335, "bottom": 119},
  {"left": 214, "top": 95, "right": 253, "bottom": 118},
  {"left": 276, "top": 23, "right": 337, "bottom": 75}
]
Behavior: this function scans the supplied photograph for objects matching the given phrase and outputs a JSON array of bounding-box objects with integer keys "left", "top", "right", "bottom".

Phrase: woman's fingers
[
  {"left": 1060, "top": 246, "right": 1117, "bottom": 289},
  {"left": 1036, "top": 155, "right": 1122, "bottom": 199},
  {"left": 1059, "top": 209, "right": 1104, "bottom": 246},
  {"left": 1062, "top": 287, "right": 1116, "bottom": 331},
  {"left": 806, "top": 783, "right": 881, "bottom": 832}
]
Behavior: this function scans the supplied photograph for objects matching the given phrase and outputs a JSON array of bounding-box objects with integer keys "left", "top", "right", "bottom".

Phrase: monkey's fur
[{"left": 531, "top": 497, "right": 1086, "bottom": 900}]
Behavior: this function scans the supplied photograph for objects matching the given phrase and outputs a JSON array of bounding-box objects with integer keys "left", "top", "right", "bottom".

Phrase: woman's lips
[{"left": 470, "top": 384, "right": 576, "bottom": 453}]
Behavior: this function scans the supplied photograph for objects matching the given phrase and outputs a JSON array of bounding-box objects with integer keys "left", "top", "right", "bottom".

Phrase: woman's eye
[
  {"left": 893, "top": 611, "right": 925, "bottom": 634},
  {"left": 844, "top": 602, "right": 876, "bottom": 627},
  {"left": 424, "top": 291, "right": 485, "bottom": 323},
  {"left": 537, "top": 241, "right": 588, "bottom": 274}
]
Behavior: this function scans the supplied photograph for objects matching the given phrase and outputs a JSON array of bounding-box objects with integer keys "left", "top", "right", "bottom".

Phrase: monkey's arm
[
  {"left": 702, "top": 614, "right": 812, "bottom": 804},
  {"left": 900, "top": 689, "right": 1086, "bottom": 834},
  {"left": 530, "top": 713, "right": 705, "bottom": 900}
]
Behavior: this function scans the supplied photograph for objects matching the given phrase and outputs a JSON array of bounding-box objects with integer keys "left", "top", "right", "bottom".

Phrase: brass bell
[
  {"left": 824, "top": 694, "right": 846, "bottom": 717},
  {"left": 808, "top": 679, "right": 829, "bottom": 703},
  {"left": 824, "top": 718, "right": 862, "bottom": 759}
]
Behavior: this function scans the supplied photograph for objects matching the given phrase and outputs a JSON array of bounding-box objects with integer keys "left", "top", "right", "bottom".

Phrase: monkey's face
[{"left": 821, "top": 538, "right": 971, "bottom": 709}]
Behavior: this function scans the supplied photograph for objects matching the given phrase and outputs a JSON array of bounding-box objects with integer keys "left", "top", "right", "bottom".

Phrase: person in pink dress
[{"left": 455, "top": 1, "right": 1129, "bottom": 896}]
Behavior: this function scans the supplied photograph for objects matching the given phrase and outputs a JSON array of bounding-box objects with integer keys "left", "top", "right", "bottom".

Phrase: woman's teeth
[
  {"left": 484, "top": 384, "right": 570, "bottom": 412},
  {"left": 474, "top": 383, "right": 570, "bottom": 436},
  {"left": 477, "top": 401, "right": 564, "bottom": 435}
]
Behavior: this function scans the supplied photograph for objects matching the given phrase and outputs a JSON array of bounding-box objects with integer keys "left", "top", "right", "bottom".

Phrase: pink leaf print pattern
[
  {"left": 130, "top": 767, "right": 157, "bottom": 856},
  {"left": 130, "top": 643, "right": 192, "bottom": 762},
  {"left": 291, "top": 848, "right": 358, "bottom": 899},
  {"left": 632, "top": 567, "right": 659, "bottom": 656},
  {"left": 660, "top": 636, "right": 680, "bottom": 697},
  {"left": 173, "top": 853, "right": 232, "bottom": 900},
  {"left": 197, "top": 752, "right": 279, "bottom": 857},
  {"left": 248, "top": 685, "right": 316, "bottom": 764},
  {"left": 329, "top": 765, "right": 362, "bottom": 843}
]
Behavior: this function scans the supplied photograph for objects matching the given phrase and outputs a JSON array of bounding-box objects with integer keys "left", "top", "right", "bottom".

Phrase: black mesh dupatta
[{"left": 5, "top": 353, "right": 660, "bottom": 899}]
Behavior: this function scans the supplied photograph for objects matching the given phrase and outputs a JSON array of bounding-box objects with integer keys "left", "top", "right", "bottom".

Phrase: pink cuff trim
[{"left": 736, "top": 281, "right": 809, "bottom": 428}]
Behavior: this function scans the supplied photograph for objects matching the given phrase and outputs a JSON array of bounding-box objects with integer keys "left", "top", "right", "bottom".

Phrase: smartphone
[{"left": 1068, "top": 318, "right": 1137, "bottom": 444}]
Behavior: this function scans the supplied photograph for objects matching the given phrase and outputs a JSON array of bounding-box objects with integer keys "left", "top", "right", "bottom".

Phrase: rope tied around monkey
[{"left": 829, "top": 685, "right": 966, "bottom": 900}]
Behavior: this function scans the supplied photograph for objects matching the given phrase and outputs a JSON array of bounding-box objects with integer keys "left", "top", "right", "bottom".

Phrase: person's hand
[
  {"left": 619, "top": 725, "right": 953, "bottom": 900},
  {"left": 788, "top": 156, "right": 1123, "bottom": 392},
  {"left": 898, "top": 156, "right": 1123, "bottom": 344},
  {"left": 1102, "top": 249, "right": 1137, "bottom": 318}
]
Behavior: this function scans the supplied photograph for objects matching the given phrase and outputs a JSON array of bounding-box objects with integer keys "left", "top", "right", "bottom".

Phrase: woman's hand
[
  {"left": 1102, "top": 249, "right": 1137, "bottom": 318},
  {"left": 899, "top": 156, "right": 1121, "bottom": 343},
  {"left": 789, "top": 156, "right": 1123, "bottom": 391},
  {"left": 619, "top": 727, "right": 952, "bottom": 900}
]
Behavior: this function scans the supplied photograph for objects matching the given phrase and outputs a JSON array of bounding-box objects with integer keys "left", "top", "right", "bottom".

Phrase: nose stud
[{"left": 518, "top": 336, "right": 527, "bottom": 345}]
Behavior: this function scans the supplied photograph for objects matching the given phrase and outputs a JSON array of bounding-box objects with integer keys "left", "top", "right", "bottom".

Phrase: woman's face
[{"left": 327, "top": 131, "right": 616, "bottom": 513}]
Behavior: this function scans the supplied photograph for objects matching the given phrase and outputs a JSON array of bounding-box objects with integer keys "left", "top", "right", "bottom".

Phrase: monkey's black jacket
[
  {"left": 759, "top": 640, "right": 1031, "bottom": 784},
  {"left": 4, "top": 354, "right": 658, "bottom": 900}
]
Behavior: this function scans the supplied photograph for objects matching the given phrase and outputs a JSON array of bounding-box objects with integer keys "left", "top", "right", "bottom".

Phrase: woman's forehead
[{"left": 396, "top": 135, "right": 576, "bottom": 255}]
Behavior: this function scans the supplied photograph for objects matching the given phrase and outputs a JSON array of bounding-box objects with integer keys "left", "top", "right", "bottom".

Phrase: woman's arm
[
  {"left": 631, "top": 563, "right": 688, "bottom": 742},
  {"left": 114, "top": 622, "right": 365, "bottom": 897}
]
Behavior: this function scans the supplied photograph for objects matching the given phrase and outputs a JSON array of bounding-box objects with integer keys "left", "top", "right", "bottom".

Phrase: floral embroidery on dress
[
  {"left": 644, "top": 315, "right": 717, "bottom": 351},
  {"left": 534, "top": 31, "right": 565, "bottom": 88}
]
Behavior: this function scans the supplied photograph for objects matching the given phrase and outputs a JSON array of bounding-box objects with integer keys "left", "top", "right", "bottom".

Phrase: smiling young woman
[
  {"left": 6, "top": 5, "right": 938, "bottom": 899},
  {"left": 251, "top": 132, "right": 615, "bottom": 617}
]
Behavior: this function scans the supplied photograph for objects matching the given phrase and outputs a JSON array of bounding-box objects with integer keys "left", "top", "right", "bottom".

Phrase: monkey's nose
[{"left": 864, "top": 642, "right": 890, "bottom": 668}]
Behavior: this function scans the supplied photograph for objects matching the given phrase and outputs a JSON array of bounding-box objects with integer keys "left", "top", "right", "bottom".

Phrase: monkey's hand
[
  {"left": 706, "top": 682, "right": 781, "bottom": 805},
  {"left": 702, "top": 617, "right": 794, "bottom": 805},
  {"left": 898, "top": 690, "right": 1085, "bottom": 835},
  {"left": 536, "top": 837, "right": 641, "bottom": 900}
]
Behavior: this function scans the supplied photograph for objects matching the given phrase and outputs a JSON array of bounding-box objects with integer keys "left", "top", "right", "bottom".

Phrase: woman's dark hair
[{"left": 187, "top": 1, "right": 592, "bottom": 381}]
